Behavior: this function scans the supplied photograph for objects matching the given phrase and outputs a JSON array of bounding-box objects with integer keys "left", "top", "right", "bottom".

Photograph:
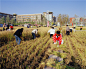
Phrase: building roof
[
  {"left": 18, "top": 13, "right": 42, "bottom": 16},
  {"left": 0, "top": 12, "right": 13, "bottom": 15}
]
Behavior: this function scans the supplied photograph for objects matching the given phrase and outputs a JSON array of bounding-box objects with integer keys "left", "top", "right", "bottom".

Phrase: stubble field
[{"left": 0, "top": 26, "right": 86, "bottom": 69}]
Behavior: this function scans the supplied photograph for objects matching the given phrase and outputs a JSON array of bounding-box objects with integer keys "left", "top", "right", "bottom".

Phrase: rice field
[{"left": 0, "top": 26, "right": 86, "bottom": 69}]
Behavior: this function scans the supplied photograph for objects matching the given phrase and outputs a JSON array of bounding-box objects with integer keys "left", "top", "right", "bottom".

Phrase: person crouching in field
[
  {"left": 66, "top": 25, "right": 70, "bottom": 35},
  {"left": 14, "top": 28, "right": 23, "bottom": 45},
  {"left": 80, "top": 26, "right": 82, "bottom": 30},
  {"left": 10, "top": 25, "right": 13, "bottom": 30},
  {"left": 48, "top": 27, "right": 55, "bottom": 38},
  {"left": 7, "top": 25, "right": 13, "bottom": 31},
  {"left": 32, "top": 29, "right": 38, "bottom": 39},
  {"left": 53, "top": 31, "right": 63, "bottom": 47}
]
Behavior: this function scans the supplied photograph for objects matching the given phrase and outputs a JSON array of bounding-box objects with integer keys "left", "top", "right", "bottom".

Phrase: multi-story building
[
  {"left": 0, "top": 12, "right": 13, "bottom": 23},
  {"left": 70, "top": 17, "right": 86, "bottom": 26},
  {"left": 16, "top": 13, "right": 42, "bottom": 23},
  {"left": 43, "top": 11, "right": 53, "bottom": 22},
  {"left": 0, "top": 11, "right": 55, "bottom": 25}
]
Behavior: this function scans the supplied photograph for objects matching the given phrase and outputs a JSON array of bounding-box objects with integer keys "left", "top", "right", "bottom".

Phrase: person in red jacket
[
  {"left": 53, "top": 31, "right": 63, "bottom": 47},
  {"left": 10, "top": 25, "right": 13, "bottom": 30}
]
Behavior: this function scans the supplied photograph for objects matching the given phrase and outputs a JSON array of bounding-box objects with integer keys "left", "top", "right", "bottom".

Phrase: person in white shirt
[
  {"left": 73, "top": 24, "right": 76, "bottom": 32},
  {"left": 48, "top": 27, "right": 55, "bottom": 38},
  {"left": 66, "top": 25, "right": 70, "bottom": 35},
  {"left": 32, "top": 29, "right": 38, "bottom": 39}
]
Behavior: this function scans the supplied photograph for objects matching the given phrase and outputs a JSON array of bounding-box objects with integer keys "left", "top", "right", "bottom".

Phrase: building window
[
  {"left": 31, "top": 16, "right": 33, "bottom": 17},
  {"left": 18, "top": 16, "right": 21, "bottom": 18},
  {"left": 23, "top": 16, "right": 26, "bottom": 17}
]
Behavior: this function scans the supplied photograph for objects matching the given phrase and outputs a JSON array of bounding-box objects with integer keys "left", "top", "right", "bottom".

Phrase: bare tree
[
  {"left": 74, "top": 14, "right": 78, "bottom": 18},
  {"left": 10, "top": 18, "right": 15, "bottom": 24},
  {"left": 0, "top": 18, "right": 2, "bottom": 24},
  {"left": 1, "top": 16, "right": 5, "bottom": 24},
  {"left": 42, "top": 15, "right": 45, "bottom": 25},
  {"left": 57, "top": 14, "right": 69, "bottom": 26},
  {"left": 66, "top": 14, "right": 69, "bottom": 24},
  {"left": 36, "top": 15, "right": 38, "bottom": 24},
  {"left": 6, "top": 15, "right": 10, "bottom": 24}
]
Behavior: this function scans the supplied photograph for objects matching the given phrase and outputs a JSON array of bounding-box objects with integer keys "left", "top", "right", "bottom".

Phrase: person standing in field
[
  {"left": 3, "top": 23, "right": 5, "bottom": 31},
  {"left": 32, "top": 29, "right": 38, "bottom": 39},
  {"left": 6, "top": 24, "right": 9, "bottom": 30},
  {"left": 66, "top": 25, "right": 70, "bottom": 35},
  {"left": 14, "top": 28, "right": 23, "bottom": 45},
  {"left": 53, "top": 31, "right": 63, "bottom": 47},
  {"left": 48, "top": 27, "right": 55, "bottom": 38},
  {"left": 74, "top": 24, "right": 76, "bottom": 29},
  {"left": 73, "top": 24, "right": 76, "bottom": 32},
  {"left": 27, "top": 24, "right": 29, "bottom": 28}
]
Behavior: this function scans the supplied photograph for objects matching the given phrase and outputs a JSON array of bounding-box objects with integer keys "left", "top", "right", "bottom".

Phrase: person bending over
[
  {"left": 53, "top": 31, "right": 63, "bottom": 47},
  {"left": 14, "top": 28, "right": 23, "bottom": 45},
  {"left": 48, "top": 27, "right": 55, "bottom": 38},
  {"left": 32, "top": 29, "right": 38, "bottom": 39}
]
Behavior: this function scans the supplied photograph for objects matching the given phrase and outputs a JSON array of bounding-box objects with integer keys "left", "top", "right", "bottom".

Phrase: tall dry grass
[{"left": 0, "top": 27, "right": 51, "bottom": 46}]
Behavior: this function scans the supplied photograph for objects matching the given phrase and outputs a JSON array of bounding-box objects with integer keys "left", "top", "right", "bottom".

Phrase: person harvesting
[
  {"left": 53, "top": 31, "right": 63, "bottom": 47},
  {"left": 14, "top": 28, "right": 23, "bottom": 45},
  {"left": 66, "top": 25, "right": 70, "bottom": 35},
  {"left": 32, "top": 29, "right": 38, "bottom": 39},
  {"left": 48, "top": 27, "right": 55, "bottom": 38}
]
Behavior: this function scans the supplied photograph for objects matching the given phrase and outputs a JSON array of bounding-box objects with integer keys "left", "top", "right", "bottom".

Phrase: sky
[{"left": 0, "top": 0, "right": 86, "bottom": 18}]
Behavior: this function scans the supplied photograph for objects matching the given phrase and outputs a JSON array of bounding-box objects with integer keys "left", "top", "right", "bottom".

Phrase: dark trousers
[
  {"left": 74, "top": 27, "right": 76, "bottom": 29},
  {"left": 32, "top": 33, "right": 36, "bottom": 39},
  {"left": 80, "top": 28, "right": 82, "bottom": 30},
  {"left": 6, "top": 28, "right": 9, "bottom": 30},
  {"left": 70, "top": 29, "right": 72, "bottom": 32},
  {"left": 66, "top": 31, "right": 70, "bottom": 35},
  {"left": 50, "top": 34, "right": 53, "bottom": 38},
  {"left": 3, "top": 28, "right": 5, "bottom": 31}
]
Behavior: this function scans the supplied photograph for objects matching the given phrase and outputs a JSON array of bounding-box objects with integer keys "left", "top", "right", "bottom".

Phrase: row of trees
[
  {"left": 56, "top": 14, "right": 86, "bottom": 26},
  {"left": 57, "top": 14, "right": 69, "bottom": 26},
  {"left": 0, "top": 15, "right": 16, "bottom": 24},
  {"left": 73, "top": 15, "right": 86, "bottom": 24}
]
